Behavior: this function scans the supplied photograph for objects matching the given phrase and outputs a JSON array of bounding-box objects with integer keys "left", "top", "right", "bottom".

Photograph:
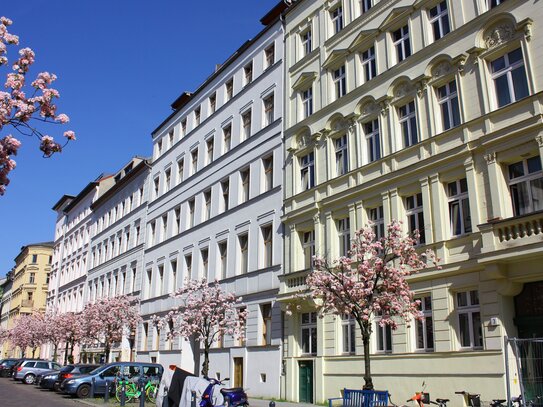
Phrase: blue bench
[{"left": 328, "top": 389, "right": 389, "bottom": 407}]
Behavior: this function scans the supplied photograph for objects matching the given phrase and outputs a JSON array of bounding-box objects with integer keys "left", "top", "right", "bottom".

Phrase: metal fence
[{"left": 506, "top": 337, "right": 543, "bottom": 406}]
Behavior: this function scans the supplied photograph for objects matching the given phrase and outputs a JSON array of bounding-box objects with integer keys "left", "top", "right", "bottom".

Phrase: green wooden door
[{"left": 299, "top": 361, "right": 313, "bottom": 403}]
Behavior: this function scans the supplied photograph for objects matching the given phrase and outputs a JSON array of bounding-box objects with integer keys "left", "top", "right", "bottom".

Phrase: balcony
[
  {"left": 278, "top": 269, "right": 310, "bottom": 300},
  {"left": 21, "top": 299, "right": 34, "bottom": 308}
]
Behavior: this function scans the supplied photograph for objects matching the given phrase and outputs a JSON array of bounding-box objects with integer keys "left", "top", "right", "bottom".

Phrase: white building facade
[{"left": 137, "top": 5, "right": 286, "bottom": 399}]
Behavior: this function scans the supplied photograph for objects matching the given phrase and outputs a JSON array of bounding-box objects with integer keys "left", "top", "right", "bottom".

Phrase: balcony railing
[
  {"left": 278, "top": 269, "right": 310, "bottom": 298},
  {"left": 480, "top": 211, "right": 543, "bottom": 252},
  {"left": 21, "top": 299, "right": 34, "bottom": 308}
]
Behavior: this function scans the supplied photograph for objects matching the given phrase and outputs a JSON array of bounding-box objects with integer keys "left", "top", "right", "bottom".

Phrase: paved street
[{"left": 0, "top": 377, "right": 85, "bottom": 407}]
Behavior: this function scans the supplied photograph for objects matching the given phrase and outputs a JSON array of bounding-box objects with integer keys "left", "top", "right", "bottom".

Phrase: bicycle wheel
[
  {"left": 146, "top": 383, "right": 158, "bottom": 403},
  {"left": 116, "top": 382, "right": 135, "bottom": 403}
]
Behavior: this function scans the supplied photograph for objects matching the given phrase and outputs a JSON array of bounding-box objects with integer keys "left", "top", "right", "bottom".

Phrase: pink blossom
[
  {"left": 63, "top": 130, "right": 76, "bottom": 140},
  {"left": 56, "top": 113, "right": 69, "bottom": 123}
]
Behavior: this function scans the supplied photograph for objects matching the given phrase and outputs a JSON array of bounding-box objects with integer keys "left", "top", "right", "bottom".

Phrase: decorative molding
[
  {"left": 361, "top": 101, "right": 380, "bottom": 116},
  {"left": 380, "top": 99, "right": 390, "bottom": 117},
  {"left": 484, "top": 152, "right": 497, "bottom": 165},
  {"left": 432, "top": 61, "right": 452, "bottom": 79},
  {"left": 485, "top": 22, "right": 515, "bottom": 48},
  {"left": 535, "top": 134, "right": 543, "bottom": 148}
]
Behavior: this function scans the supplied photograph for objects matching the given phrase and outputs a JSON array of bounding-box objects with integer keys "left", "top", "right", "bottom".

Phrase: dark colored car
[
  {"left": 54, "top": 364, "right": 100, "bottom": 391},
  {"left": 0, "top": 358, "right": 20, "bottom": 378},
  {"left": 7, "top": 358, "right": 25, "bottom": 378},
  {"left": 62, "top": 362, "right": 163, "bottom": 398},
  {"left": 36, "top": 369, "right": 60, "bottom": 389}
]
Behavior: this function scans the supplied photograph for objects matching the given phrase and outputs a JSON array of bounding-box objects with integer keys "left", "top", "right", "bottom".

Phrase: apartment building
[
  {"left": 137, "top": 3, "right": 286, "bottom": 398},
  {"left": 83, "top": 157, "right": 150, "bottom": 363},
  {"left": 279, "top": 0, "right": 542, "bottom": 403}
]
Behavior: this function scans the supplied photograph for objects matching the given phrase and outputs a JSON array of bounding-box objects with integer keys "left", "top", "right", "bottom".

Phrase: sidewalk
[
  {"left": 249, "top": 398, "right": 317, "bottom": 407},
  {"left": 76, "top": 396, "right": 315, "bottom": 407}
]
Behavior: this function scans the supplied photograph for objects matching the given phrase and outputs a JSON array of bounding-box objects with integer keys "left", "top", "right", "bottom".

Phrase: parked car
[
  {"left": 13, "top": 359, "right": 62, "bottom": 384},
  {"left": 62, "top": 361, "right": 163, "bottom": 398},
  {"left": 0, "top": 358, "right": 20, "bottom": 378},
  {"left": 36, "top": 369, "right": 61, "bottom": 389},
  {"left": 7, "top": 358, "right": 26, "bottom": 378},
  {"left": 54, "top": 364, "right": 100, "bottom": 391}
]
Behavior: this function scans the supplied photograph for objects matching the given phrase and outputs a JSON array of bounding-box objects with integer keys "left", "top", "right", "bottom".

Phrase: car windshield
[
  {"left": 88, "top": 366, "right": 104, "bottom": 375},
  {"left": 61, "top": 366, "right": 75, "bottom": 373}
]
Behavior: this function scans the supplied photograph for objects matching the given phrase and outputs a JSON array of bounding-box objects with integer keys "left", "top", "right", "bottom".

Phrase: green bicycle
[{"left": 115, "top": 376, "right": 158, "bottom": 403}]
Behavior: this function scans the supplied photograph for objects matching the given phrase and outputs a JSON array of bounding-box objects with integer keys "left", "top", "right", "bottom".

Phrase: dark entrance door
[
  {"left": 298, "top": 360, "right": 313, "bottom": 403},
  {"left": 514, "top": 281, "right": 543, "bottom": 338}
]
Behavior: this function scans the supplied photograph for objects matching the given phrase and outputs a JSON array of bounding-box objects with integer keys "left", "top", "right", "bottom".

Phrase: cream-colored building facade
[
  {"left": 280, "top": 0, "right": 542, "bottom": 404},
  {"left": 1, "top": 242, "right": 53, "bottom": 357}
]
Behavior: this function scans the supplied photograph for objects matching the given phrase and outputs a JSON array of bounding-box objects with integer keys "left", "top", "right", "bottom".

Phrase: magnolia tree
[
  {"left": 160, "top": 278, "right": 247, "bottom": 377},
  {"left": 9, "top": 313, "right": 45, "bottom": 357},
  {"left": 41, "top": 311, "right": 66, "bottom": 362},
  {"left": 82, "top": 296, "right": 140, "bottom": 362},
  {"left": 305, "top": 220, "right": 439, "bottom": 390},
  {"left": 0, "top": 325, "right": 7, "bottom": 345},
  {"left": 56, "top": 311, "right": 85, "bottom": 364},
  {"left": 0, "top": 16, "right": 75, "bottom": 195}
]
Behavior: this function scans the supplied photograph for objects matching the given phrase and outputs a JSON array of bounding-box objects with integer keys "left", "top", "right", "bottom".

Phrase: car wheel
[
  {"left": 23, "top": 374, "right": 36, "bottom": 385},
  {"left": 53, "top": 382, "right": 60, "bottom": 392},
  {"left": 76, "top": 384, "right": 91, "bottom": 399}
]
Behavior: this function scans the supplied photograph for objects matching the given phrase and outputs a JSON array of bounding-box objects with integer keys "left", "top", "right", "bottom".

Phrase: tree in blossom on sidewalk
[
  {"left": 42, "top": 311, "right": 66, "bottom": 362},
  {"left": 0, "top": 325, "right": 7, "bottom": 344},
  {"left": 0, "top": 16, "right": 76, "bottom": 195},
  {"left": 82, "top": 296, "right": 140, "bottom": 362},
  {"left": 160, "top": 278, "right": 247, "bottom": 377},
  {"left": 9, "top": 313, "right": 45, "bottom": 357},
  {"left": 303, "top": 220, "right": 439, "bottom": 390},
  {"left": 56, "top": 311, "right": 85, "bottom": 364}
]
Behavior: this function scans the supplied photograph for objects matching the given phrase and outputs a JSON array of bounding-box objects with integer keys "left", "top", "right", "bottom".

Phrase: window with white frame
[
  {"left": 261, "top": 303, "right": 272, "bottom": 345},
  {"left": 456, "top": 290, "right": 483, "bottom": 349},
  {"left": 240, "top": 168, "right": 250, "bottom": 203},
  {"left": 161, "top": 214, "right": 168, "bottom": 242},
  {"left": 436, "top": 80, "right": 461, "bottom": 131},
  {"left": 264, "top": 94, "right": 274, "bottom": 126},
  {"left": 360, "top": 0, "right": 372, "bottom": 13},
  {"left": 263, "top": 155, "right": 273, "bottom": 192},
  {"left": 488, "top": 0, "right": 506, "bottom": 8},
  {"left": 223, "top": 124, "right": 232, "bottom": 154},
  {"left": 191, "top": 149, "right": 198, "bottom": 175},
  {"left": 157, "top": 265, "right": 164, "bottom": 296},
  {"left": 209, "top": 93, "right": 216, "bottom": 114},
  {"left": 221, "top": 179, "right": 229, "bottom": 212},
  {"left": 201, "top": 248, "right": 209, "bottom": 279},
  {"left": 364, "top": 119, "right": 381, "bottom": 163},
  {"left": 188, "top": 198, "right": 195, "bottom": 228},
  {"left": 174, "top": 206, "right": 181, "bottom": 235},
  {"left": 225, "top": 79, "right": 233, "bottom": 102},
  {"left": 203, "top": 189, "right": 211, "bottom": 221},
  {"left": 429, "top": 1, "right": 450, "bottom": 41},
  {"left": 369, "top": 206, "right": 385, "bottom": 239},
  {"left": 242, "top": 110, "right": 252, "bottom": 140},
  {"left": 392, "top": 25, "right": 411, "bottom": 63},
  {"left": 415, "top": 295, "right": 434, "bottom": 351},
  {"left": 238, "top": 233, "right": 249, "bottom": 274},
  {"left": 153, "top": 177, "right": 160, "bottom": 199},
  {"left": 164, "top": 169, "right": 171, "bottom": 193},
  {"left": 181, "top": 119, "right": 187, "bottom": 137},
  {"left": 337, "top": 217, "right": 350, "bottom": 257},
  {"left": 490, "top": 48, "right": 529, "bottom": 108},
  {"left": 301, "top": 28, "right": 312, "bottom": 57},
  {"left": 341, "top": 314, "right": 356, "bottom": 353},
  {"left": 301, "top": 312, "right": 317, "bottom": 354},
  {"left": 206, "top": 138, "right": 214, "bottom": 164},
  {"left": 194, "top": 107, "right": 201, "bottom": 126},
  {"left": 261, "top": 224, "right": 273, "bottom": 268},
  {"left": 335, "top": 135, "right": 348, "bottom": 176},
  {"left": 300, "top": 152, "right": 315, "bottom": 191},
  {"left": 170, "top": 259, "right": 177, "bottom": 292},
  {"left": 177, "top": 158, "right": 184, "bottom": 185},
  {"left": 447, "top": 178, "right": 472, "bottom": 236},
  {"left": 333, "top": 65, "right": 347, "bottom": 100},
  {"left": 185, "top": 254, "right": 193, "bottom": 280},
  {"left": 243, "top": 62, "right": 253, "bottom": 87},
  {"left": 265, "top": 43, "right": 275, "bottom": 69},
  {"left": 361, "top": 46, "right": 376, "bottom": 82},
  {"left": 218, "top": 241, "right": 228, "bottom": 279},
  {"left": 302, "top": 87, "right": 313, "bottom": 119},
  {"left": 405, "top": 193, "right": 425, "bottom": 244},
  {"left": 375, "top": 313, "right": 392, "bottom": 352},
  {"left": 398, "top": 100, "right": 418, "bottom": 148},
  {"left": 330, "top": 5, "right": 344, "bottom": 35},
  {"left": 508, "top": 156, "right": 543, "bottom": 216},
  {"left": 302, "top": 230, "right": 315, "bottom": 270}
]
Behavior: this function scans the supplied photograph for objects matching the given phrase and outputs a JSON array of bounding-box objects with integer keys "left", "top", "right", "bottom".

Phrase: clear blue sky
[{"left": 0, "top": 0, "right": 280, "bottom": 276}]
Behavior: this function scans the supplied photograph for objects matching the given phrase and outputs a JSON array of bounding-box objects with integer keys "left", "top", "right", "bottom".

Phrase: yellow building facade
[
  {"left": 280, "top": 0, "right": 543, "bottom": 404},
  {"left": 1, "top": 242, "right": 53, "bottom": 358}
]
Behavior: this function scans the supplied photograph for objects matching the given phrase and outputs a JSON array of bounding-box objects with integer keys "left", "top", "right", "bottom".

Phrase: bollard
[
  {"left": 224, "top": 395, "right": 230, "bottom": 407},
  {"left": 269, "top": 401, "right": 276, "bottom": 407},
  {"left": 139, "top": 380, "right": 146, "bottom": 407},
  {"left": 191, "top": 390, "right": 197, "bottom": 407},
  {"left": 104, "top": 380, "right": 110, "bottom": 403},
  {"left": 163, "top": 392, "right": 170, "bottom": 407},
  {"left": 90, "top": 377, "right": 95, "bottom": 399},
  {"left": 120, "top": 380, "right": 126, "bottom": 407}
]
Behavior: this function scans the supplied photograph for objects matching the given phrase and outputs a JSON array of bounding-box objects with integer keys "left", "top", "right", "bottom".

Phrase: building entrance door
[
  {"left": 514, "top": 281, "right": 543, "bottom": 338},
  {"left": 233, "top": 357, "right": 243, "bottom": 388},
  {"left": 298, "top": 360, "right": 313, "bottom": 403}
]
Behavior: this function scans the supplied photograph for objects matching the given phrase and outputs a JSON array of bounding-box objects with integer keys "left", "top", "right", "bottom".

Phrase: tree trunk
[
  {"left": 69, "top": 340, "right": 75, "bottom": 363},
  {"left": 105, "top": 342, "right": 110, "bottom": 364},
  {"left": 53, "top": 343, "right": 58, "bottom": 362},
  {"left": 63, "top": 342, "right": 68, "bottom": 365},
  {"left": 201, "top": 344, "right": 210, "bottom": 378},
  {"left": 32, "top": 347, "right": 36, "bottom": 358},
  {"left": 362, "top": 333, "right": 373, "bottom": 390}
]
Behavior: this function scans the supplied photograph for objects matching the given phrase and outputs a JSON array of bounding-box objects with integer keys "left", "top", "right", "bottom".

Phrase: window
[
  {"left": 341, "top": 314, "right": 356, "bottom": 353},
  {"left": 331, "top": 6, "right": 344, "bottom": 35},
  {"left": 27, "top": 291, "right": 33, "bottom": 302},
  {"left": 301, "top": 312, "right": 317, "bottom": 354},
  {"left": 188, "top": 199, "right": 195, "bottom": 228},
  {"left": 174, "top": 206, "right": 181, "bottom": 235},
  {"left": 191, "top": 149, "right": 198, "bottom": 175},
  {"left": 490, "top": 48, "right": 529, "bottom": 108},
  {"left": 145, "top": 269, "right": 152, "bottom": 299},
  {"left": 185, "top": 254, "right": 193, "bottom": 280},
  {"left": 31, "top": 254, "right": 38, "bottom": 263},
  {"left": 240, "top": 168, "right": 250, "bottom": 203},
  {"left": 448, "top": 178, "right": 472, "bottom": 236},
  {"left": 335, "top": 135, "right": 349, "bottom": 176},
  {"left": 155, "top": 326, "right": 161, "bottom": 350},
  {"left": 153, "top": 177, "right": 160, "bottom": 199},
  {"left": 201, "top": 248, "right": 209, "bottom": 279},
  {"left": 265, "top": 44, "right": 275, "bottom": 68},
  {"left": 244, "top": 62, "right": 253, "bottom": 87},
  {"left": 437, "top": 80, "right": 461, "bottom": 131},
  {"left": 238, "top": 233, "right": 249, "bottom": 274},
  {"left": 375, "top": 313, "right": 392, "bottom": 352},
  {"left": 457, "top": 290, "right": 483, "bottom": 349},
  {"left": 223, "top": 125, "right": 232, "bottom": 153},
  {"left": 29, "top": 273, "right": 35, "bottom": 284},
  {"left": 364, "top": 119, "right": 381, "bottom": 163},
  {"left": 429, "top": 1, "right": 450, "bottom": 41},
  {"left": 167, "top": 320, "right": 175, "bottom": 350},
  {"left": 161, "top": 214, "right": 168, "bottom": 242},
  {"left": 302, "top": 230, "right": 315, "bottom": 270},
  {"left": 301, "top": 29, "right": 312, "bottom": 57},
  {"left": 155, "top": 139, "right": 162, "bottom": 158},
  {"left": 415, "top": 296, "right": 434, "bottom": 351},
  {"left": 302, "top": 87, "right": 313, "bottom": 119},
  {"left": 337, "top": 218, "right": 350, "bottom": 257},
  {"left": 164, "top": 169, "right": 171, "bottom": 193},
  {"left": 406, "top": 193, "right": 425, "bottom": 244},
  {"left": 204, "top": 189, "right": 212, "bottom": 221},
  {"left": 300, "top": 152, "right": 315, "bottom": 191},
  {"left": 261, "top": 303, "right": 272, "bottom": 345},
  {"left": 262, "top": 155, "right": 273, "bottom": 192},
  {"left": 194, "top": 107, "right": 201, "bottom": 126},
  {"left": 149, "top": 221, "right": 156, "bottom": 246},
  {"left": 360, "top": 0, "right": 372, "bottom": 13},
  {"left": 218, "top": 241, "right": 228, "bottom": 279},
  {"left": 264, "top": 94, "right": 274, "bottom": 126},
  {"left": 489, "top": 0, "right": 506, "bottom": 8},
  {"left": 177, "top": 159, "right": 184, "bottom": 184},
  {"left": 333, "top": 66, "right": 347, "bottom": 99},
  {"left": 242, "top": 110, "right": 252, "bottom": 140},
  {"left": 209, "top": 93, "right": 216, "bottom": 114},
  {"left": 393, "top": 25, "right": 411, "bottom": 63},
  {"left": 225, "top": 79, "right": 233, "bottom": 102},
  {"left": 361, "top": 46, "right": 376, "bottom": 82},
  {"left": 141, "top": 323, "right": 149, "bottom": 350},
  {"left": 206, "top": 138, "right": 214, "bottom": 164},
  {"left": 508, "top": 156, "right": 543, "bottom": 216},
  {"left": 221, "top": 179, "right": 230, "bottom": 212},
  {"left": 168, "top": 130, "right": 174, "bottom": 149},
  {"left": 398, "top": 101, "right": 418, "bottom": 148},
  {"left": 181, "top": 119, "right": 187, "bottom": 137},
  {"left": 261, "top": 224, "right": 273, "bottom": 268},
  {"left": 369, "top": 206, "right": 385, "bottom": 240},
  {"left": 157, "top": 265, "right": 164, "bottom": 296}
]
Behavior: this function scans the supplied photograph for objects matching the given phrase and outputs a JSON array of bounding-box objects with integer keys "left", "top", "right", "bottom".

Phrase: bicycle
[
  {"left": 115, "top": 375, "right": 158, "bottom": 403},
  {"left": 390, "top": 383, "right": 449, "bottom": 407}
]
